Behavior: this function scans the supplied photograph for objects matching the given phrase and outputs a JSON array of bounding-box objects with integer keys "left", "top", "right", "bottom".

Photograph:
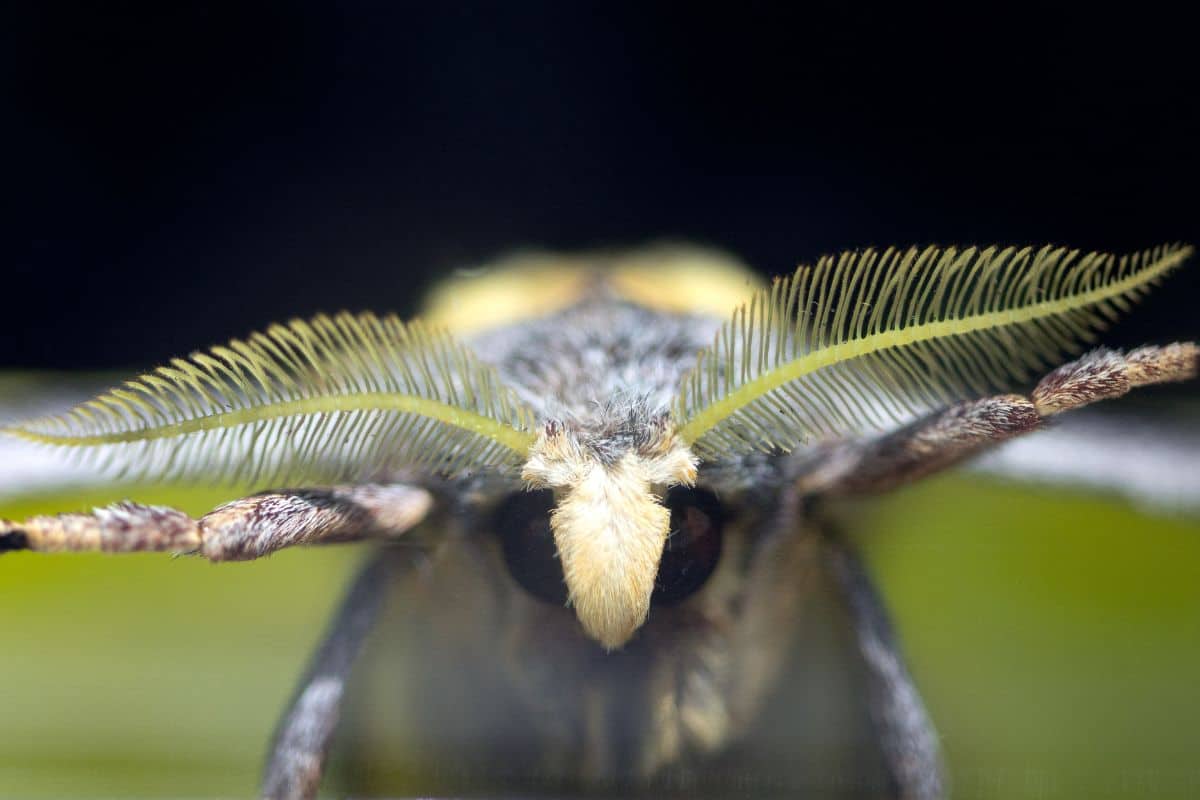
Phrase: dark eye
[
  {"left": 652, "top": 487, "right": 724, "bottom": 606},
  {"left": 493, "top": 489, "right": 568, "bottom": 605}
]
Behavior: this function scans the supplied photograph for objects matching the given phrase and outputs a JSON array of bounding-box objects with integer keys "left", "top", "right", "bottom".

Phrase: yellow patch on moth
[
  {"left": 609, "top": 247, "right": 763, "bottom": 316},
  {"left": 522, "top": 423, "right": 698, "bottom": 649},
  {"left": 422, "top": 254, "right": 595, "bottom": 334},
  {"left": 422, "top": 246, "right": 764, "bottom": 335}
]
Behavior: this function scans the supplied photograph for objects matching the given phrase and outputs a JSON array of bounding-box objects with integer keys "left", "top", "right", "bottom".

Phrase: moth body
[
  {"left": 363, "top": 255, "right": 813, "bottom": 782},
  {"left": 3, "top": 242, "right": 1195, "bottom": 798}
]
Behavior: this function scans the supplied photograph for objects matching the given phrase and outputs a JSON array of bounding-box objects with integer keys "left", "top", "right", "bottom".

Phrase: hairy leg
[
  {"left": 261, "top": 547, "right": 417, "bottom": 800},
  {"left": 825, "top": 533, "right": 944, "bottom": 800},
  {"left": 0, "top": 483, "right": 432, "bottom": 560},
  {"left": 797, "top": 343, "right": 1198, "bottom": 496}
]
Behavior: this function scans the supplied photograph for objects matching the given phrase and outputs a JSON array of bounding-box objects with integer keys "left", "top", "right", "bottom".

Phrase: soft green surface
[
  {"left": 1, "top": 477, "right": 1198, "bottom": 798},
  {"left": 0, "top": 485, "right": 359, "bottom": 796},
  {"left": 858, "top": 477, "right": 1200, "bottom": 800}
]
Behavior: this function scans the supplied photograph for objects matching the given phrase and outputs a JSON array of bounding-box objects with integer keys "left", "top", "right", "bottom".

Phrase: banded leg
[
  {"left": 261, "top": 547, "right": 416, "bottom": 800},
  {"left": 825, "top": 533, "right": 943, "bottom": 800},
  {"left": 797, "top": 343, "right": 1198, "bottom": 496},
  {"left": 0, "top": 483, "right": 432, "bottom": 560}
]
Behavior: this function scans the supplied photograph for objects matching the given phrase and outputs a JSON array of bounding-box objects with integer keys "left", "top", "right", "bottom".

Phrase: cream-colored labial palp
[{"left": 522, "top": 422, "right": 698, "bottom": 650}]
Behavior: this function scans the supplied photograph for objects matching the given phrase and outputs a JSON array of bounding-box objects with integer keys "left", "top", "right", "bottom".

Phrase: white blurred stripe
[
  {"left": 0, "top": 437, "right": 99, "bottom": 500},
  {"left": 0, "top": 378, "right": 113, "bottom": 501},
  {"left": 971, "top": 412, "right": 1200, "bottom": 514}
]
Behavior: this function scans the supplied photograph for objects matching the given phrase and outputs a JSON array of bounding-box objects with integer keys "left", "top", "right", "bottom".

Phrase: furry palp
[{"left": 522, "top": 417, "right": 698, "bottom": 649}]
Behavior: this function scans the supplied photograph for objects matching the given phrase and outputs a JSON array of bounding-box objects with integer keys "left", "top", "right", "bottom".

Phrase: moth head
[{"left": 520, "top": 413, "right": 698, "bottom": 650}]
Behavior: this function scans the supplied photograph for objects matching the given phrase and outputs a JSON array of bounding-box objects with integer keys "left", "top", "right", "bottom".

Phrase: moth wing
[
  {"left": 968, "top": 407, "right": 1200, "bottom": 514},
  {"left": 421, "top": 243, "right": 763, "bottom": 335},
  {"left": 0, "top": 373, "right": 134, "bottom": 501}
]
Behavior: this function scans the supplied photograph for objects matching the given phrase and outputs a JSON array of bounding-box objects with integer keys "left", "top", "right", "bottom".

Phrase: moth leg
[
  {"left": 261, "top": 546, "right": 415, "bottom": 800},
  {"left": 0, "top": 483, "right": 432, "bottom": 560},
  {"left": 825, "top": 532, "right": 944, "bottom": 800},
  {"left": 797, "top": 343, "right": 1198, "bottom": 495}
]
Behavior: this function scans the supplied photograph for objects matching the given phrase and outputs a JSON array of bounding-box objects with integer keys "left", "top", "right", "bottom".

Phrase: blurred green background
[{"left": 2, "top": 471, "right": 1198, "bottom": 798}]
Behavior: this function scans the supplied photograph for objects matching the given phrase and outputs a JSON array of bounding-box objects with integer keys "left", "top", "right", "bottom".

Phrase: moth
[{"left": 1, "top": 243, "right": 1196, "bottom": 799}]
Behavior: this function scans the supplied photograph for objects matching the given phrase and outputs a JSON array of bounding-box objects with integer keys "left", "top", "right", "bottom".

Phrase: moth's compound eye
[
  {"left": 493, "top": 489, "right": 569, "bottom": 606},
  {"left": 652, "top": 487, "right": 724, "bottom": 606}
]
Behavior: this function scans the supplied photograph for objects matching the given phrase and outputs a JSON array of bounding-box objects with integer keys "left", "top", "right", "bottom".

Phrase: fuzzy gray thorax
[
  {"left": 460, "top": 295, "right": 793, "bottom": 499},
  {"left": 466, "top": 297, "right": 722, "bottom": 424}
]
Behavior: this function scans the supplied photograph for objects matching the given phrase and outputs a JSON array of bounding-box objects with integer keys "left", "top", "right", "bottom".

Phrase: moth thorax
[{"left": 521, "top": 422, "right": 698, "bottom": 650}]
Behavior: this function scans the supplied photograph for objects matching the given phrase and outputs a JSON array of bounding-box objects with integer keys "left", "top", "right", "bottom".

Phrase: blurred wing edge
[{"left": 969, "top": 410, "right": 1200, "bottom": 515}]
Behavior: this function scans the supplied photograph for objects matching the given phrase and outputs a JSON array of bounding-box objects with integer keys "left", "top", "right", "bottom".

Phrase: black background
[{"left": 6, "top": 4, "right": 1198, "bottom": 370}]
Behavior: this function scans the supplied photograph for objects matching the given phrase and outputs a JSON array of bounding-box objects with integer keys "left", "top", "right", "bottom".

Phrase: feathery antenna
[
  {"left": 674, "top": 244, "right": 1193, "bottom": 458},
  {"left": 5, "top": 313, "right": 537, "bottom": 486}
]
